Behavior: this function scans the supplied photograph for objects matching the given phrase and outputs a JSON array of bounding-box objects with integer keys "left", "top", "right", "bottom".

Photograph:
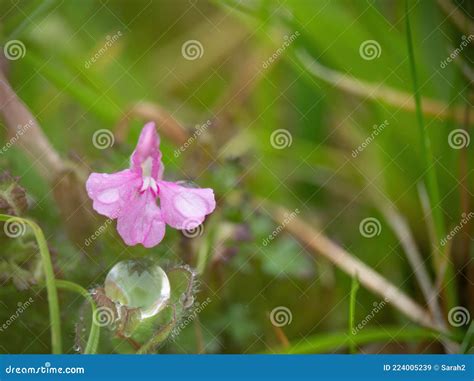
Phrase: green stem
[
  {"left": 0, "top": 214, "right": 62, "bottom": 353},
  {"left": 196, "top": 213, "right": 218, "bottom": 274},
  {"left": 55, "top": 280, "right": 100, "bottom": 354},
  {"left": 405, "top": 0, "right": 445, "bottom": 244},
  {"left": 348, "top": 275, "right": 359, "bottom": 354}
]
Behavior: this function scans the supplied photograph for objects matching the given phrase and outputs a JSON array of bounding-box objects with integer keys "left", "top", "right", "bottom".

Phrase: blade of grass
[
  {"left": 460, "top": 321, "right": 474, "bottom": 354},
  {"left": 437, "top": 0, "right": 474, "bottom": 36},
  {"left": 196, "top": 235, "right": 211, "bottom": 275},
  {"left": 22, "top": 51, "right": 120, "bottom": 123},
  {"left": 405, "top": 0, "right": 445, "bottom": 246},
  {"left": 265, "top": 203, "right": 439, "bottom": 331},
  {"left": 405, "top": 0, "right": 458, "bottom": 312},
  {"left": 294, "top": 50, "right": 469, "bottom": 125},
  {"left": 3, "top": 0, "right": 58, "bottom": 39},
  {"left": 272, "top": 327, "right": 444, "bottom": 354},
  {"left": 0, "top": 214, "right": 62, "bottom": 354},
  {"left": 196, "top": 214, "right": 218, "bottom": 274},
  {"left": 348, "top": 275, "right": 359, "bottom": 354},
  {"left": 219, "top": 1, "right": 470, "bottom": 125},
  {"left": 55, "top": 280, "right": 100, "bottom": 354}
]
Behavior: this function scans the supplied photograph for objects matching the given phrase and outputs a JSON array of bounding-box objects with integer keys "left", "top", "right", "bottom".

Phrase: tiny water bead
[
  {"left": 104, "top": 259, "right": 170, "bottom": 319},
  {"left": 73, "top": 344, "right": 82, "bottom": 352}
]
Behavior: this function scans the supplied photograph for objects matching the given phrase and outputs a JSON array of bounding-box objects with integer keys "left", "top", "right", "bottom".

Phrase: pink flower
[{"left": 86, "top": 122, "right": 216, "bottom": 248}]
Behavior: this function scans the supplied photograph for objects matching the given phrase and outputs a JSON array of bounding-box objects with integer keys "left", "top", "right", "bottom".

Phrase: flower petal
[
  {"left": 158, "top": 181, "right": 216, "bottom": 230},
  {"left": 131, "top": 122, "right": 164, "bottom": 180},
  {"left": 86, "top": 169, "right": 141, "bottom": 219},
  {"left": 117, "top": 191, "right": 166, "bottom": 248}
]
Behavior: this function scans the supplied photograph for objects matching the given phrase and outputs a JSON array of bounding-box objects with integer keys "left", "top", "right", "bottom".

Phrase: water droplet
[{"left": 104, "top": 259, "right": 170, "bottom": 320}]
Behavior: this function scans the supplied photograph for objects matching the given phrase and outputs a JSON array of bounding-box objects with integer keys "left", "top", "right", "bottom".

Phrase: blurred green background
[{"left": 0, "top": 0, "right": 473, "bottom": 354}]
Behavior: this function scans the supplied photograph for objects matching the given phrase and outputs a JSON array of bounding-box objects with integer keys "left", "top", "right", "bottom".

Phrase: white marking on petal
[
  {"left": 150, "top": 178, "right": 158, "bottom": 194},
  {"left": 140, "top": 176, "right": 158, "bottom": 195},
  {"left": 141, "top": 157, "right": 153, "bottom": 178},
  {"left": 140, "top": 177, "right": 151, "bottom": 192},
  {"left": 97, "top": 188, "right": 120, "bottom": 204}
]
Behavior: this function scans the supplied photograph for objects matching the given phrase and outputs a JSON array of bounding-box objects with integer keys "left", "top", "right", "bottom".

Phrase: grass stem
[
  {"left": 55, "top": 280, "right": 100, "bottom": 354},
  {"left": 0, "top": 214, "right": 62, "bottom": 354},
  {"left": 405, "top": 0, "right": 445, "bottom": 247},
  {"left": 349, "top": 275, "right": 359, "bottom": 354}
]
